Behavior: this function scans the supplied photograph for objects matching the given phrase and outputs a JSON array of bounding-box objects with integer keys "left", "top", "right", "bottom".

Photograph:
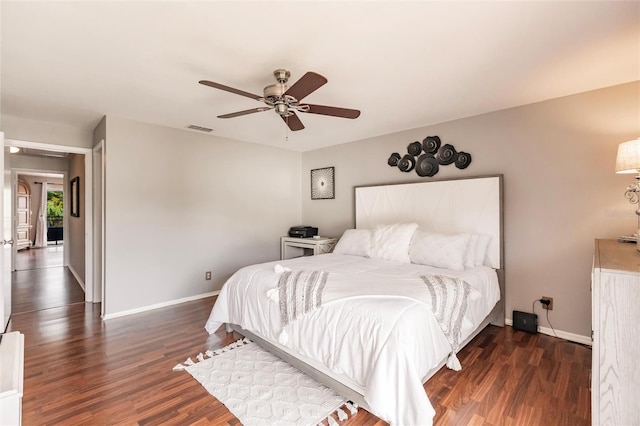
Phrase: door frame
[
  {"left": 6, "top": 139, "right": 95, "bottom": 303},
  {"left": 93, "top": 140, "right": 105, "bottom": 315},
  {"left": 1, "top": 132, "right": 11, "bottom": 331}
]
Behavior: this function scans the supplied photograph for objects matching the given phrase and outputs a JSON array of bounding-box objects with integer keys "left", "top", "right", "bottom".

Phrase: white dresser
[
  {"left": 592, "top": 239, "right": 640, "bottom": 425},
  {"left": 0, "top": 331, "right": 25, "bottom": 426}
]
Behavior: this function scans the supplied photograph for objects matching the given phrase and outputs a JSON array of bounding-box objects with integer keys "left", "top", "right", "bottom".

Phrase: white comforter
[{"left": 205, "top": 254, "right": 499, "bottom": 426}]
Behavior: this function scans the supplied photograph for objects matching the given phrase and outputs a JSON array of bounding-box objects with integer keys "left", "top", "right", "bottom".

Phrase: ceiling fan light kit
[{"left": 199, "top": 69, "right": 360, "bottom": 132}]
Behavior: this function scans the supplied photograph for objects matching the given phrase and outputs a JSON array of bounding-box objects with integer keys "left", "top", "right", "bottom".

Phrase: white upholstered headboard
[{"left": 355, "top": 175, "right": 503, "bottom": 269}]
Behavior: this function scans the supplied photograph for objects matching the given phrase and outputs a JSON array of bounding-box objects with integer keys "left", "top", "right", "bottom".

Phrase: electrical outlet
[
  {"left": 541, "top": 296, "right": 553, "bottom": 310},
  {"left": 205, "top": 271, "right": 212, "bottom": 280}
]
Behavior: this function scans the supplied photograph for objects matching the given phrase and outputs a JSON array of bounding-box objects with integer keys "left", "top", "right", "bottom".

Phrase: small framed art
[
  {"left": 70, "top": 176, "right": 80, "bottom": 217},
  {"left": 310, "top": 167, "right": 335, "bottom": 200}
]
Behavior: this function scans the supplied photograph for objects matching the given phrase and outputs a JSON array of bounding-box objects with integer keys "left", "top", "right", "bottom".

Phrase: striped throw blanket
[
  {"left": 278, "top": 270, "right": 329, "bottom": 328},
  {"left": 421, "top": 274, "right": 471, "bottom": 352}
]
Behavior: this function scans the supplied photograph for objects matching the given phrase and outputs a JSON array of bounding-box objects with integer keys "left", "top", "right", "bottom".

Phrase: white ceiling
[{"left": 1, "top": 1, "right": 638, "bottom": 152}]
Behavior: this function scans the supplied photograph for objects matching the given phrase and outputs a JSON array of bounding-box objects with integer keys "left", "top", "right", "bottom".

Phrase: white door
[{"left": 0, "top": 132, "right": 13, "bottom": 331}]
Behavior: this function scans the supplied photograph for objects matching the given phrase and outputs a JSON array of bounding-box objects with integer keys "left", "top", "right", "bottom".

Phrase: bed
[{"left": 205, "top": 175, "right": 504, "bottom": 425}]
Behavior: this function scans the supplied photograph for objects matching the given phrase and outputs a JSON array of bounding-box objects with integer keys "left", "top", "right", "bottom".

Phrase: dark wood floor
[
  {"left": 15, "top": 245, "right": 64, "bottom": 271},
  {"left": 8, "top": 296, "right": 591, "bottom": 426},
  {"left": 12, "top": 245, "right": 84, "bottom": 314},
  {"left": 424, "top": 326, "right": 591, "bottom": 425}
]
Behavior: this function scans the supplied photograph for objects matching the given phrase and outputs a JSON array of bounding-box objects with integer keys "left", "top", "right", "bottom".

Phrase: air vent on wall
[{"left": 187, "top": 124, "right": 213, "bottom": 132}]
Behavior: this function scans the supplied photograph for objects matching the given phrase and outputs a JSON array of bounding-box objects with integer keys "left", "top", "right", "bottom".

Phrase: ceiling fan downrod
[{"left": 273, "top": 69, "right": 290, "bottom": 84}]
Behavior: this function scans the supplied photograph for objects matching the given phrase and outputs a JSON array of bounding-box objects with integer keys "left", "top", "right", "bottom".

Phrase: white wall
[
  {"left": 10, "top": 154, "right": 68, "bottom": 174},
  {"left": 68, "top": 153, "right": 85, "bottom": 283},
  {"left": 301, "top": 81, "right": 640, "bottom": 339},
  {"left": 2, "top": 115, "right": 93, "bottom": 149},
  {"left": 102, "top": 117, "right": 301, "bottom": 316}
]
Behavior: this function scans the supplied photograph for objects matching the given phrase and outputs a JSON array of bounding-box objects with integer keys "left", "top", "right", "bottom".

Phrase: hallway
[{"left": 12, "top": 246, "right": 85, "bottom": 314}]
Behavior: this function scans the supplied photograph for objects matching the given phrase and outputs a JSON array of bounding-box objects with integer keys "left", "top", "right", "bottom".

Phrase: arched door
[{"left": 16, "top": 179, "right": 32, "bottom": 250}]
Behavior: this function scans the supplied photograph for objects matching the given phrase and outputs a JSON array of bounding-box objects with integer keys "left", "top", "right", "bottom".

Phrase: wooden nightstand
[{"left": 280, "top": 237, "right": 337, "bottom": 260}]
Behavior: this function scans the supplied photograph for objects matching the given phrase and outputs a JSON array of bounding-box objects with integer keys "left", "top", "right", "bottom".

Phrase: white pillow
[
  {"left": 410, "top": 231, "right": 471, "bottom": 271},
  {"left": 474, "top": 234, "right": 491, "bottom": 266},
  {"left": 333, "top": 229, "right": 371, "bottom": 257},
  {"left": 369, "top": 223, "right": 418, "bottom": 263}
]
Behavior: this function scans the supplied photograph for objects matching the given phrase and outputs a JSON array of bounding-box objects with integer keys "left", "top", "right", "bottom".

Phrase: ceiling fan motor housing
[
  {"left": 263, "top": 83, "right": 302, "bottom": 116},
  {"left": 263, "top": 83, "right": 288, "bottom": 102}
]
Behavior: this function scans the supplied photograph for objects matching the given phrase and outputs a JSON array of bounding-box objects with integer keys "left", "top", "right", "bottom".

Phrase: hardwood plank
[
  {"left": 8, "top": 298, "right": 591, "bottom": 425},
  {"left": 11, "top": 265, "right": 84, "bottom": 313},
  {"left": 15, "top": 245, "right": 64, "bottom": 271}
]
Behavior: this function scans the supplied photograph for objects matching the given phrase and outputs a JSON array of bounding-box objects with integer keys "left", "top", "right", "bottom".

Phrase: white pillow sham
[
  {"left": 410, "top": 231, "right": 471, "bottom": 271},
  {"left": 474, "top": 234, "right": 491, "bottom": 266},
  {"left": 369, "top": 223, "right": 418, "bottom": 263},
  {"left": 333, "top": 229, "right": 372, "bottom": 257},
  {"left": 464, "top": 234, "right": 478, "bottom": 269},
  {"left": 464, "top": 233, "right": 493, "bottom": 268}
]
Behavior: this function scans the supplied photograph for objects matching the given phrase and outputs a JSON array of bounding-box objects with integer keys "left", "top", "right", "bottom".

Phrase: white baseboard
[
  {"left": 505, "top": 318, "right": 592, "bottom": 346},
  {"left": 102, "top": 291, "right": 220, "bottom": 320},
  {"left": 67, "top": 264, "right": 86, "bottom": 292}
]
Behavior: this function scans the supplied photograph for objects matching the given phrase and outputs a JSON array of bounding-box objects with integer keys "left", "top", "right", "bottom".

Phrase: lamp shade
[{"left": 615, "top": 138, "right": 640, "bottom": 173}]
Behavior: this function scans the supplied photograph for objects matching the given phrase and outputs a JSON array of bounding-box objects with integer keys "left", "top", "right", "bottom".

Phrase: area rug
[{"left": 173, "top": 338, "right": 357, "bottom": 426}]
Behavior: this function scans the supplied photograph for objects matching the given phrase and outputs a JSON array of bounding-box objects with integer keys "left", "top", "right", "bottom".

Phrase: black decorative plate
[
  {"left": 416, "top": 154, "right": 439, "bottom": 177},
  {"left": 455, "top": 152, "right": 472, "bottom": 169},
  {"left": 388, "top": 152, "right": 401, "bottom": 167},
  {"left": 437, "top": 144, "right": 457, "bottom": 165},
  {"left": 398, "top": 154, "right": 416, "bottom": 172},
  {"left": 422, "top": 136, "right": 441, "bottom": 154},
  {"left": 407, "top": 141, "right": 422, "bottom": 156}
]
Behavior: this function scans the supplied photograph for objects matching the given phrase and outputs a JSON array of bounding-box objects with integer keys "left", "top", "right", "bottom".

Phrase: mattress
[{"left": 206, "top": 253, "right": 500, "bottom": 425}]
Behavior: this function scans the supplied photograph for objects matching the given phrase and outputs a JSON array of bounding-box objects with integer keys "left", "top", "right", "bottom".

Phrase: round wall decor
[{"left": 387, "top": 135, "right": 472, "bottom": 177}]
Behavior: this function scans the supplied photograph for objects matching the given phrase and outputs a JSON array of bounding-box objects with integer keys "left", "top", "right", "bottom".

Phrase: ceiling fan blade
[
  {"left": 304, "top": 104, "right": 361, "bottom": 119},
  {"left": 218, "top": 107, "right": 271, "bottom": 119},
  {"left": 199, "top": 80, "right": 262, "bottom": 101},
  {"left": 284, "top": 72, "right": 327, "bottom": 102},
  {"left": 281, "top": 112, "right": 305, "bottom": 131}
]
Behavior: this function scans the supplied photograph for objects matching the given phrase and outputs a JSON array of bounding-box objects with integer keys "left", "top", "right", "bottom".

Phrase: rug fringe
[
  {"left": 173, "top": 337, "right": 252, "bottom": 371},
  {"left": 336, "top": 407, "right": 347, "bottom": 421},
  {"left": 317, "top": 401, "right": 359, "bottom": 426}
]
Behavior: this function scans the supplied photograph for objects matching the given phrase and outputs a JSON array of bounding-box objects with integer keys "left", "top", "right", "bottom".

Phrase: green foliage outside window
[{"left": 47, "top": 191, "right": 63, "bottom": 228}]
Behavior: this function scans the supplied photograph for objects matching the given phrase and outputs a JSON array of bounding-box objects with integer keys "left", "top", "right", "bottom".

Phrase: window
[{"left": 47, "top": 190, "right": 63, "bottom": 228}]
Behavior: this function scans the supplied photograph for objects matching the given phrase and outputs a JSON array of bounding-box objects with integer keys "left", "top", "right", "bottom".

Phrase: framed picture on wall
[
  {"left": 311, "top": 167, "right": 335, "bottom": 200},
  {"left": 70, "top": 176, "right": 80, "bottom": 217}
]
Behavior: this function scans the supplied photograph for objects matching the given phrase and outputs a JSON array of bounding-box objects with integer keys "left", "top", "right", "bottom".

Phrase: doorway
[
  {"left": 7, "top": 141, "right": 95, "bottom": 317},
  {"left": 15, "top": 173, "right": 65, "bottom": 271},
  {"left": 11, "top": 169, "right": 85, "bottom": 314}
]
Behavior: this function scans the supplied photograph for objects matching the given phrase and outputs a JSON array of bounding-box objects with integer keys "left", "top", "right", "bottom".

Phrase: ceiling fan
[{"left": 199, "top": 69, "right": 361, "bottom": 131}]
